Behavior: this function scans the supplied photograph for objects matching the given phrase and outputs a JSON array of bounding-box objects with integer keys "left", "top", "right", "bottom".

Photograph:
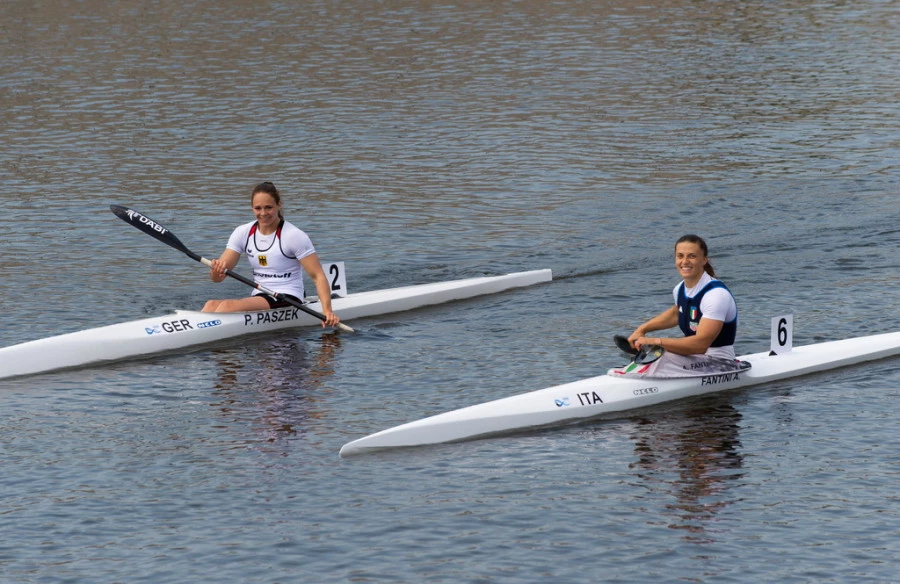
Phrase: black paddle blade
[
  {"left": 110, "top": 205, "right": 199, "bottom": 261},
  {"left": 613, "top": 334, "right": 638, "bottom": 355}
]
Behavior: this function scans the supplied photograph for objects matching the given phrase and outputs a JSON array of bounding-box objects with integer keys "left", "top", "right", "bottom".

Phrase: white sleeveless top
[{"left": 226, "top": 219, "right": 315, "bottom": 298}]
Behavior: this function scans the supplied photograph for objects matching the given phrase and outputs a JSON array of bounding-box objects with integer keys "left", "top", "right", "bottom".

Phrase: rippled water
[{"left": 2, "top": 1, "right": 899, "bottom": 582}]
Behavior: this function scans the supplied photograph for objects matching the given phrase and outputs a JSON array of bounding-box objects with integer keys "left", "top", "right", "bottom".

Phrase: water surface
[{"left": 1, "top": 1, "right": 899, "bottom": 582}]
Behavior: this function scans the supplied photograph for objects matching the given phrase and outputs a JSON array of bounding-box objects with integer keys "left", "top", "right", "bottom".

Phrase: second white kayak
[{"left": 340, "top": 330, "right": 900, "bottom": 456}]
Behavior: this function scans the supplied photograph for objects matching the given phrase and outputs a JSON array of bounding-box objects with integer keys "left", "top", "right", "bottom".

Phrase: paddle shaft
[
  {"left": 201, "top": 258, "right": 353, "bottom": 332},
  {"left": 110, "top": 205, "right": 353, "bottom": 332}
]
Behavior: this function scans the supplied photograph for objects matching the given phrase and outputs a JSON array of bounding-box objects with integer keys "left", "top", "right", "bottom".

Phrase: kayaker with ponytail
[
  {"left": 202, "top": 181, "right": 341, "bottom": 329},
  {"left": 624, "top": 234, "right": 740, "bottom": 377}
]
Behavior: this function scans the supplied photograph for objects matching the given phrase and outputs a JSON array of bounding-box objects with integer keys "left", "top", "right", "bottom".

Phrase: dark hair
[
  {"left": 251, "top": 181, "right": 283, "bottom": 218},
  {"left": 675, "top": 234, "right": 715, "bottom": 277}
]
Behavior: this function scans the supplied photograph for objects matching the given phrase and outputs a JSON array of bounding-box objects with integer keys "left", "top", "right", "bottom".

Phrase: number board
[
  {"left": 770, "top": 314, "right": 793, "bottom": 355},
  {"left": 322, "top": 261, "right": 347, "bottom": 298}
]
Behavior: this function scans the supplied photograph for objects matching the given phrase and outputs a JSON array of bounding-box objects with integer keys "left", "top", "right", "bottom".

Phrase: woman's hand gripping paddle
[{"left": 613, "top": 334, "right": 664, "bottom": 365}]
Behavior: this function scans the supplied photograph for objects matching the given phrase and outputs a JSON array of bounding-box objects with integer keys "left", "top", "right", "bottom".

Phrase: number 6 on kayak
[{"left": 770, "top": 314, "right": 793, "bottom": 355}]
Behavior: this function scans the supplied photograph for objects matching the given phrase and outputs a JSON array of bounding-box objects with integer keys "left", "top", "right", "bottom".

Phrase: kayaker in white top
[
  {"left": 202, "top": 182, "right": 341, "bottom": 328},
  {"left": 623, "top": 234, "right": 740, "bottom": 377}
]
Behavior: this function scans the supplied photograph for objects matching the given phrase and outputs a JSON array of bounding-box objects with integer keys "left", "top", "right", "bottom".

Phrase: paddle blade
[
  {"left": 110, "top": 205, "right": 199, "bottom": 261},
  {"left": 614, "top": 334, "right": 638, "bottom": 355}
]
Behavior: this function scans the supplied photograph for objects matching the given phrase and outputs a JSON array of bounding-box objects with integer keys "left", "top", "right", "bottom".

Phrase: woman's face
[
  {"left": 674, "top": 241, "right": 707, "bottom": 285},
  {"left": 251, "top": 192, "right": 280, "bottom": 229}
]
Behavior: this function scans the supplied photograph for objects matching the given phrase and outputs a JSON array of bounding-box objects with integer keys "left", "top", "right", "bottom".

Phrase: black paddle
[
  {"left": 613, "top": 334, "right": 638, "bottom": 355},
  {"left": 110, "top": 205, "right": 354, "bottom": 332},
  {"left": 613, "top": 334, "right": 664, "bottom": 364}
]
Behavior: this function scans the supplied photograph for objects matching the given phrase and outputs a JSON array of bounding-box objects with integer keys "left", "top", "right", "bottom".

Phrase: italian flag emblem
[{"left": 622, "top": 362, "right": 652, "bottom": 374}]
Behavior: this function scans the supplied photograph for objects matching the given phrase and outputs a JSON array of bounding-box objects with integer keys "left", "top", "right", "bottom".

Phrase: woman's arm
[
  {"left": 628, "top": 305, "right": 679, "bottom": 345},
  {"left": 644, "top": 317, "right": 724, "bottom": 355},
  {"left": 300, "top": 253, "right": 340, "bottom": 327}
]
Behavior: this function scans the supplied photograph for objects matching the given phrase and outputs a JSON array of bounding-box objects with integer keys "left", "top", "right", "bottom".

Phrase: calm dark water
[{"left": 1, "top": 1, "right": 899, "bottom": 582}]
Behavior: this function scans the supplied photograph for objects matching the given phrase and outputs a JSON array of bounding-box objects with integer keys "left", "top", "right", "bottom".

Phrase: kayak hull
[
  {"left": 339, "top": 331, "right": 900, "bottom": 456},
  {"left": 0, "top": 269, "right": 551, "bottom": 380}
]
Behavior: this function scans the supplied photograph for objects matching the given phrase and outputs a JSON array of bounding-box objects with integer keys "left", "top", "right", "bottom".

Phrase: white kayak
[
  {"left": 0, "top": 269, "right": 551, "bottom": 380},
  {"left": 340, "top": 330, "right": 900, "bottom": 456}
]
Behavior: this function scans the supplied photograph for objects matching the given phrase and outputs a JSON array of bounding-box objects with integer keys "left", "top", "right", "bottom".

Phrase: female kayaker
[
  {"left": 624, "top": 234, "right": 740, "bottom": 377},
  {"left": 202, "top": 181, "right": 341, "bottom": 328}
]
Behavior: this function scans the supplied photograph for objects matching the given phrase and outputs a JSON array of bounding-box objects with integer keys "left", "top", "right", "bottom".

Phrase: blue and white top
[{"left": 674, "top": 272, "right": 738, "bottom": 360}]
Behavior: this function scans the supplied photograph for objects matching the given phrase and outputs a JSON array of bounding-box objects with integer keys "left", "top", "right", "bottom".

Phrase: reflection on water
[
  {"left": 210, "top": 332, "right": 342, "bottom": 446},
  {"left": 629, "top": 400, "right": 744, "bottom": 544}
]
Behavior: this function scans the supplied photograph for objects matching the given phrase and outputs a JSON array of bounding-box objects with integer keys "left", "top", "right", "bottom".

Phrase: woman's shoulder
[
  {"left": 703, "top": 279, "right": 736, "bottom": 307},
  {"left": 706, "top": 276, "right": 731, "bottom": 291},
  {"left": 699, "top": 273, "right": 733, "bottom": 293},
  {"left": 230, "top": 220, "right": 258, "bottom": 237},
  {"left": 279, "top": 220, "right": 315, "bottom": 251},
  {"left": 280, "top": 219, "right": 311, "bottom": 238}
]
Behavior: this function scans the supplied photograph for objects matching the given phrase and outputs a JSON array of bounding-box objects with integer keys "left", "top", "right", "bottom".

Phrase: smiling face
[
  {"left": 251, "top": 192, "right": 281, "bottom": 234},
  {"left": 674, "top": 240, "right": 708, "bottom": 287}
]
